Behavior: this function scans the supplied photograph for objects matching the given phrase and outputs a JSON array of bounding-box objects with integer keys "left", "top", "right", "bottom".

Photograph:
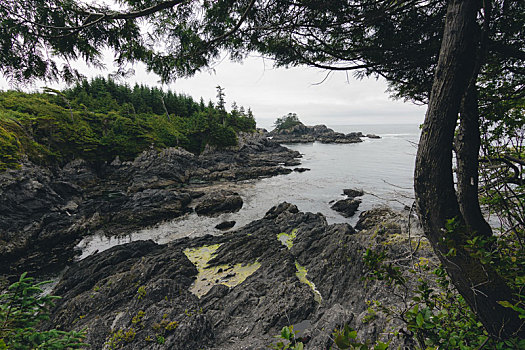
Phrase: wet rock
[
  {"left": 293, "top": 167, "right": 310, "bottom": 173},
  {"left": 318, "top": 133, "right": 362, "bottom": 144},
  {"left": 284, "top": 159, "right": 302, "bottom": 166},
  {"left": 47, "top": 203, "right": 429, "bottom": 349},
  {"left": 0, "top": 133, "right": 302, "bottom": 278},
  {"left": 215, "top": 221, "right": 236, "bottom": 230},
  {"left": 366, "top": 134, "right": 381, "bottom": 139},
  {"left": 346, "top": 132, "right": 364, "bottom": 138},
  {"left": 343, "top": 188, "right": 364, "bottom": 198},
  {"left": 195, "top": 191, "right": 243, "bottom": 216},
  {"left": 115, "top": 189, "right": 192, "bottom": 225},
  {"left": 331, "top": 198, "right": 361, "bottom": 217}
]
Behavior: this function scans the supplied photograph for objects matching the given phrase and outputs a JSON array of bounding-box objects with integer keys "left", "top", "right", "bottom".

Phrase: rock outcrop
[
  {"left": 269, "top": 124, "right": 381, "bottom": 144},
  {"left": 331, "top": 198, "right": 361, "bottom": 217},
  {"left": 331, "top": 188, "right": 365, "bottom": 217},
  {"left": 343, "top": 188, "right": 364, "bottom": 198},
  {"left": 47, "top": 203, "right": 428, "bottom": 350},
  {"left": 195, "top": 191, "right": 243, "bottom": 216},
  {"left": 0, "top": 133, "right": 300, "bottom": 279},
  {"left": 215, "top": 220, "right": 236, "bottom": 231}
]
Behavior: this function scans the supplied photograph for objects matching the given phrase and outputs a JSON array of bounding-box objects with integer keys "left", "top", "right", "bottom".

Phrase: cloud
[{"left": 0, "top": 53, "right": 426, "bottom": 129}]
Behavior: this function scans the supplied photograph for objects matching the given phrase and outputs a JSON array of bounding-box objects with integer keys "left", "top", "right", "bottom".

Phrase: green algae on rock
[
  {"left": 295, "top": 261, "right": 322, "bottom": 303},
  {"left": 277, "top": 228, "right": 298, "bottom": 249},
  {"left": 276, "top": 229, "right": 322, "bottom": 303},
  {"left": 184, "top": 244, "right": 222, "bottom": 270},
  {"left": 184, "top": 244, "right": 261, "bottom": 298}
]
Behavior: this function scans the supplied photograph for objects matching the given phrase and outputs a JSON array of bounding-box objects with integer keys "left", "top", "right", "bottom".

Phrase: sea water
[{"left": 77, "top": 123, "right": 421, "bottom": 259}]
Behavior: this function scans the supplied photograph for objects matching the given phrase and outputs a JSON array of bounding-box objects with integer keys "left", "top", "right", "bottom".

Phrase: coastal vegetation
[
  {"left": 0, "top": 0, "right": 524, "bottom": 348},
  {"left": 0, "top": 273, "right": 86, "bottom": 349},
  {"left": 0, "top": 78, "right": 256, "bottom": 170},
  {"left": 273, "top": 113, "right": 302, "bottom": 132}
]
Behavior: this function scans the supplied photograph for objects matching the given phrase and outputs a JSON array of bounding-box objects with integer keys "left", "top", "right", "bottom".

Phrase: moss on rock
[{"left": 184, "top": 244, "right": 261, "bottom": 298}]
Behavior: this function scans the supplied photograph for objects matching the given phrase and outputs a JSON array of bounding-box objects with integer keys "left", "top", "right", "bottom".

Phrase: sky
[{"left": 0, "top": 53, "right": 426, "bottom": 130}]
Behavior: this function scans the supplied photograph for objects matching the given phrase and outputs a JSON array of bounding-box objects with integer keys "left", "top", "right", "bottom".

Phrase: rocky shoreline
[
  {"left": 46, "top": 203, "right": 429, "bottom": 349},
  {"left": 1, "top": 127, "right": 435, "bottom": 349},
  {"left": 0, "top": 133, "right": 300, "bottom": 279}
]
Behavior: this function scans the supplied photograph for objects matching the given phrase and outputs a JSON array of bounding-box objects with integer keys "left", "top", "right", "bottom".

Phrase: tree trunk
[
  {"left": 456, "top": 84, "right": 493, "bottom": 238},
  {"left": 414, "top": 0, "right": 524, "bottom": 339}
]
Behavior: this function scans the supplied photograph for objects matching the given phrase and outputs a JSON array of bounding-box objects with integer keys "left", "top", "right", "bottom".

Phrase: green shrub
[
  {"left": 0, "top": 124, "right": 21, "bottom": 171},
  {"left": 0, "top": 81, "right": 258, "bottom": 171},
  {"left": 362, "top": 244, "right": 525, "bottom": 349},
  {"left": 273, "top": 113, "right": 302, "bottom": 131},
  {"left": 0, "top": 273, "right": 87, "bottom": 349}
]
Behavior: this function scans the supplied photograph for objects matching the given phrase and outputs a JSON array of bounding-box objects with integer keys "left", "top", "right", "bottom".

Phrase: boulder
[
  {"left": 355, "top": 207, "right": 398, "bottom": 231},
  {"left": 215, "top": 220, "right": 236, "bottom": 230},
  {"left": 195, "top": 191, "right": 243, "bottom": 216},
  {"left": 343, "top": 188, "right": 364, "bottom": 198},
  {"left": 331, "top": 198, "right": 361, "bottom": 217}
]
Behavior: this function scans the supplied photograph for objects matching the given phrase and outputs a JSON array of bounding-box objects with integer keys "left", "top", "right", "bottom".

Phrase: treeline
[
  {"left": 0, "top": 78, "right": 256, "bottom": 171},
  {"left": 63, "top": 77, "right": 205, "bottom": 116}
]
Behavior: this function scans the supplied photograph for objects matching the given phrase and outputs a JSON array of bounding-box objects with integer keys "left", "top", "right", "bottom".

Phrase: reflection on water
[{"left": 77, "top": 124, "right": 421, "bottom": 260}]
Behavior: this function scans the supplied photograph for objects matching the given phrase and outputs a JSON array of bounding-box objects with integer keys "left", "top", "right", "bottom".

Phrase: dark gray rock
[
  {"left": 293, "top": 167, "right": 310, "bottom": 173},
  {"left": 346, "top": 132, "right": 364, "bottom": 138},
  {"left": 46, "top": 203, "right": 428, "bottom": 349},
  {"left": 215, "top": 221, "right": 236, "bottom": 230},
  {"left": 284, "top": 159, "right": 302, "bottom": 166},
  {"left": 331, "top": 198, "right": 362, "bottom": 217},
  {"left": 270, "top": 124, "right": 365, "bottom": 144},
  {"left": 195, "top": 191, "right": 243, "bottom": 216},
  {"left": 366, "top": 134, "right": 381, "bottom": 139},
  {"left": 116, "top": 189, "right": 192, "bottom": 225},
  {"left": 343, "top": 188, "right": 364, "bottom": 198},
  {"left": 0, "top": 162, "right": 84, "bottom": 278},
  {"left": 0, "top": 133, "right": 302, "bottom": 279},
  {"left": 355, "top": 207, "right": 398, "bottom": 231}
]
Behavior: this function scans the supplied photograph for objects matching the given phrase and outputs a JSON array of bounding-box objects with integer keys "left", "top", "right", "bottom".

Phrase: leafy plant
[
  {"left": 0, "top": 272, "right": 87, "bottom": 349},
  {"left": 156, "top": 335, "right": 165, "bottom": 345},
  {"left": 105, "top": 328, "right": 136, "bottom": 349},
  {"left": 271, "top": 326, "right": 304, "bottom": 350},
  {"left": 332, "top": 324, "right": 388, "bottom": 350},
  {"left": 362, "top": 247, "right": 525, "bottom": 349},
  {"left": 136, "top": 286, "right": 146, "bottom": 300}
]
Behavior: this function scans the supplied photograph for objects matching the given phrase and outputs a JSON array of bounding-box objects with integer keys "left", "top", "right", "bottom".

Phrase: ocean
[{"left": 77, "top": 123, "right": 421, "bottom": 259}]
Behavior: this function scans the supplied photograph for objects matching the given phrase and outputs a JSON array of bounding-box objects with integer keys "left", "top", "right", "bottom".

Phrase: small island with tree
[{"left": 269, "top": 113, "right": 380, "bottom": 144}]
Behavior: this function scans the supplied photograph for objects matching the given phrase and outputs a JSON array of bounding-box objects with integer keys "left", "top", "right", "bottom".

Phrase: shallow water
[{"left": 77, "top": 124, "right": 420, "bottom": 260}]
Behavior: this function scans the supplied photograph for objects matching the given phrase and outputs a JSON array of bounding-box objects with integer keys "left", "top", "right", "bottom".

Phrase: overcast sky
[{"left": 0, "top": 54, "right": 426, "bottom": 130}]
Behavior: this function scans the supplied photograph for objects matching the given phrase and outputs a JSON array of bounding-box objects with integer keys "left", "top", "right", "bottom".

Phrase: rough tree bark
[
  {"left": 456, "top": 84, "right": 494, "bottom": 238},
  {"left": 414, "top": 0, "right": 524, "bottom": 339}
]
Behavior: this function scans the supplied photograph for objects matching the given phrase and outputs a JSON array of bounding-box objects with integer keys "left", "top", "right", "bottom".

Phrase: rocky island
[{"left": 268, "top": 113, "right": 380, "bottom": 144}]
